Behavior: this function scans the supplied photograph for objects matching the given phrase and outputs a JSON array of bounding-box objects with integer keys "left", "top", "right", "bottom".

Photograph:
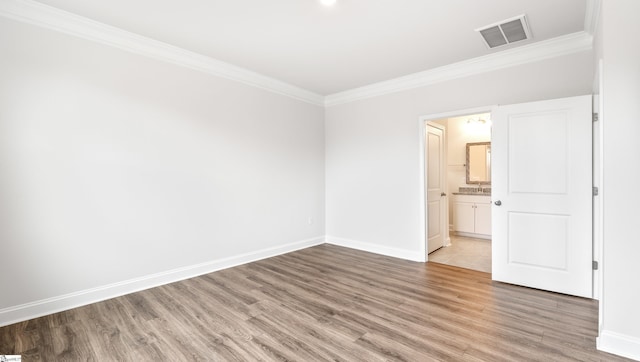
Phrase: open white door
[
  {"left": 492, "top": 95, "right": 592, "bottom": 298},
  {"left": 426, "top": 123, "right": 447, "bottom": 254}
]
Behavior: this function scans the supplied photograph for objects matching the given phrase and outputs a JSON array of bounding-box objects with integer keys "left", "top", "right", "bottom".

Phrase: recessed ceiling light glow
[{"left": 319, "top": 0, "right": 337, "bottom": 6}]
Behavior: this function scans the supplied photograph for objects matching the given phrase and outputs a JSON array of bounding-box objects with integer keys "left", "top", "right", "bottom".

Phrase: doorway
[
  {"left": 425, "top": 112, "right": 493, "bottom": 273},
  {"left": 422, "top": 96, "right": 593, "bottom": 298}
]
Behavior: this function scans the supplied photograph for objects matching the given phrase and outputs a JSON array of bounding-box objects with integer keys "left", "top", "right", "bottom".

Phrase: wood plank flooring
[{"left": 0, "top": 244, "right": 631, "bottom": 361}]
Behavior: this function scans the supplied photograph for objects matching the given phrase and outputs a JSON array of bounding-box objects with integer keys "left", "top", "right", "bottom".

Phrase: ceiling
[{"left": 32, "top": 0, "right": 587, "bottom": 96}]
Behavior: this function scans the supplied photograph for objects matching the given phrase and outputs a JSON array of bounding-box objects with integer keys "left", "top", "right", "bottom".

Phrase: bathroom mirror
[{"left": 466, "top": 142, "right": 491, "bottom": 184}]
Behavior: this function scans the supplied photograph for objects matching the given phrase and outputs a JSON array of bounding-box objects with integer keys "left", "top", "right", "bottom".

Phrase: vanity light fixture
[
  {"left": 319, "top": 0, "right": 337, "bottom": 6},
  {"left": 467, "top": 117, "right": 488, "bottom": 125},
  {"left": 465, "top": 117, "right": 492, "bottom": 134}
]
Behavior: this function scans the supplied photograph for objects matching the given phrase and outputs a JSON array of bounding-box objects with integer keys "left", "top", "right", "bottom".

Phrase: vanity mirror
[{"left": 466, "top": 142, "right": 491, "bottom": 184}]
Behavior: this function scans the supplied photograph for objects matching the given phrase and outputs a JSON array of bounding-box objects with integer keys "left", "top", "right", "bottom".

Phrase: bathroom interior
[{"left": 428, "top": 113, "right": 492, "bottom": 273}]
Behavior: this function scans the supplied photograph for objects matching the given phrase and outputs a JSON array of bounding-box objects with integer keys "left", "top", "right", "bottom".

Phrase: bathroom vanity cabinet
[{"left": 453, "top": 194, "right": 491, "bottom": 239}]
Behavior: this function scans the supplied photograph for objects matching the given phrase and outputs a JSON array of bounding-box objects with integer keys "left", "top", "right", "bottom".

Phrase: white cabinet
[{"left": 454, "top": 195, "right": 491, "bottom": 239}]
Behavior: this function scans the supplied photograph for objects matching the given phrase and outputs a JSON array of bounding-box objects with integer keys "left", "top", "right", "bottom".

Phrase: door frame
[
  {"left": 418, "top": 105, "right": 495, "bottom": 262},
  {"left": 593, "top": 59, "right": 604, "bottom": 305}
]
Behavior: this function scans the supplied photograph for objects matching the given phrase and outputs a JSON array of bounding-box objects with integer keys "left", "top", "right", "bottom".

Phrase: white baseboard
[
  {"left": 454, "top": 231, "right": 492, "bottom": 240},
  {"left": 0, "top": 236, "right": 325, "bottom": 327},
  {"left": 598, "top": 330, "right": 640, "bottom": 361},
  {"left": 326, "top": 235, "right": 424, "bottom": 262}
]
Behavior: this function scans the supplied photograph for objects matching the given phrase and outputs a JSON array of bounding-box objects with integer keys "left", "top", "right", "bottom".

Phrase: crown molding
[
  {"left": 1, "top": 0, "right": 597, "bottom": 109},
  {"left": 325, "top": 31, "right": 593, "bottom": 107},
  {"left": 0, "top": 0, "right": 325, "bottom": 106},
  {"left": 584, "top": 0, "right": 602, "bottom": 35}
]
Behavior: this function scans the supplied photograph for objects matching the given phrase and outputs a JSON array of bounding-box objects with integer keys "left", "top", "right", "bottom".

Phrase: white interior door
[
  {"left": 426, "top": 123, "right": 446, "bottom": 254},
  {"left": 492, "top": 95, "right": 592, "bottom": 298}
]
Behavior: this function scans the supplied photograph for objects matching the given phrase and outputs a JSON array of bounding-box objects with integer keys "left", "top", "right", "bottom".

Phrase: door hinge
[
  {"left": 593, "top": 261, "right": 599, "bottom": 270},
  {"left": 593, "top": 113, "right": 599, "bottom": 122},
  {"left": 593, "top": 186, "right": 599, "bottom": 196}
]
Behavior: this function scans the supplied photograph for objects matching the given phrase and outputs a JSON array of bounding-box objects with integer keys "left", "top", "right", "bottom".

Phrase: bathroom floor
[{"left": 429, "top": 235, "right": 491, "bottom": 273}]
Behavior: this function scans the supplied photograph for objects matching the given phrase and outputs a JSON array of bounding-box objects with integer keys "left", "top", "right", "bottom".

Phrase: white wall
[
  {"left": 597, "top": 0, "right": 640, "bottom": 359},
  {"left": 325, "top": 51, "right": 594, "bottom": 260},
  {"left": 0, "top": 18, "right": 325, "bottom": 323}
]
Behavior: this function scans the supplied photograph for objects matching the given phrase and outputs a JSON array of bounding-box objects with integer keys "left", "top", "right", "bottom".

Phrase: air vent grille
[
  {"left": 476, "top": 15, "right": 531, "bottom": 49},
  {"left": 479, "top": 26, "right": 507, "bottom": 48}
]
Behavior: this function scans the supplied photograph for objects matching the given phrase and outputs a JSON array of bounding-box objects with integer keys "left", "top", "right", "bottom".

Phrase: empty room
[{"left": 1, "top": 0, "right": 639, "bottom": 360}]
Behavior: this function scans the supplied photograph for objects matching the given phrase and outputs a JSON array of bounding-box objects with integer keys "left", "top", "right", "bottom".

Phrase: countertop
[{"left": 452, "top": 192, "right": 491, "bottom": 196}]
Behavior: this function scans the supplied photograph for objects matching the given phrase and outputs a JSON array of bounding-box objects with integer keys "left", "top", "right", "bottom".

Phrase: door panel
[
  {"left": 508, "top": 212, "right": 568, "bottom": 270},
  {"left": 427, "top": 201, "right": 441, "bottom": 239},
  {"left": 492, "top": 95, "right": 592, "bottom": 298},
  {"left": 427, "top": 124, "right": 446, "bottom": 254},
  {"left": 509, "top": 111, "right": 568, "bottom": 194}
]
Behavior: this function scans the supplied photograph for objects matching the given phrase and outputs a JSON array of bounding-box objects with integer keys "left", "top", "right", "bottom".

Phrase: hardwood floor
[{"left": 0, "top": 244, "right": 631, "bottom": 361}]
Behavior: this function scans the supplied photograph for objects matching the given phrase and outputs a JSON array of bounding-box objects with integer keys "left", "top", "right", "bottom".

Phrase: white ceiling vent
[{"left": 475, "top": 15, "right": 532, "bottom": 49}]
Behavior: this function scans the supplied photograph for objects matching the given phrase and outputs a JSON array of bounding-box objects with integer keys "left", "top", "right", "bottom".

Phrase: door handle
[
  {"left": 441, "top": 192, "right": 447, "bottom": 197},
  {"left": 494, "top": 200, "right": 502, "bottom": 206}
]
